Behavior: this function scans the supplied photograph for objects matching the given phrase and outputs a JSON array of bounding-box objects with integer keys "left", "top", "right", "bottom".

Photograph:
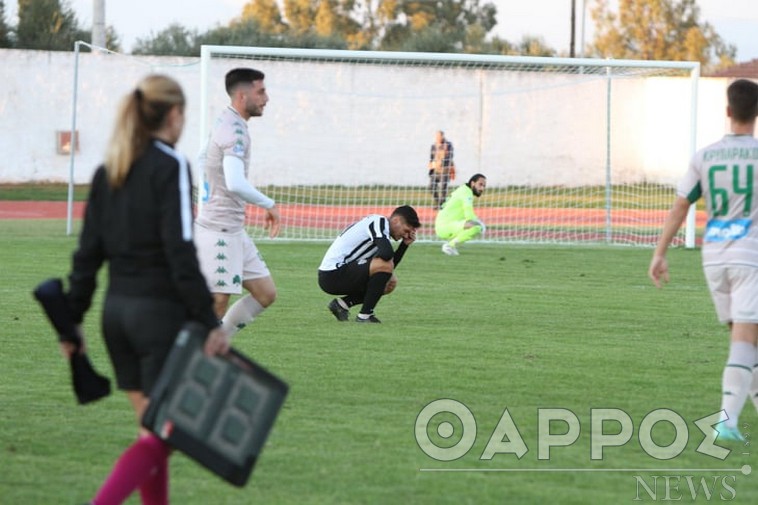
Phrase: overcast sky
[{"left": 5, "top": 0, "right": 758, "bottom": 61}]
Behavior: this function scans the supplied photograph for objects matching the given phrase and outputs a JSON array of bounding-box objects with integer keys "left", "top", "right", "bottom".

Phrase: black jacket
[{"left": 68, "top": 140, "right": 218, "bottom": 330}]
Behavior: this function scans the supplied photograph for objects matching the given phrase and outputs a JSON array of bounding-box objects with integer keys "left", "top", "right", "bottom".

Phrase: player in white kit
[
  {"left": 649, "top": 79, "right": 758, "bottom": 442},
  {"left": 195, "top": 68, "right": 280, "bottom": 339}
]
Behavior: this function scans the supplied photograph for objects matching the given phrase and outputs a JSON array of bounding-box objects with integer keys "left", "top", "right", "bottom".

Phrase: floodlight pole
[
  {"left": 580, "top": 0, "right": 587, "bottom": 58},
  {"left": 92, "top": 0, "right": 106, "bottom": 48},
  {"left": 570, "top": 0, "right": 576, "bottom": 57}
]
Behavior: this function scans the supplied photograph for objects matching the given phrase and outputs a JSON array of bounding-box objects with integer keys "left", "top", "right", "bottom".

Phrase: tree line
[
  {"left": 0, "top": 0, "right": 119, "bottom": 50},
  {"left": 0, "top": 0, "right": 736, "bottom": 71}
]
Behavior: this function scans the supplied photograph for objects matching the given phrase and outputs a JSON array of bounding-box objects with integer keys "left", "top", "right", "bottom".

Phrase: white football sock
[
  {"left": 221, "top": 295, "right": 265, "bottom": 338},
  {"left": 750, "top": 362, "right": 758, "bottom": 412},
  {"left": 719, "top": 341, "right": 755, "bottom": 428}
]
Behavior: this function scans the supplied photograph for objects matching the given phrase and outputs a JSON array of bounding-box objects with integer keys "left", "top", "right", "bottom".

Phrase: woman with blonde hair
[{"left": 64, "top": 74, "right": 229, "bottom": 505}]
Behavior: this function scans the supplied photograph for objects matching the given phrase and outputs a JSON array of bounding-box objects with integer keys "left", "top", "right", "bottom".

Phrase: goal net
[{"left": 199, "top": 46, "right": 700, "bottom": 246}]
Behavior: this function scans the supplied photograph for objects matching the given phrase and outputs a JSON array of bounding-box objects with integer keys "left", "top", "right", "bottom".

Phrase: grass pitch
[{"left": 0, "top": 220, "right": 755, "bottom": 504}]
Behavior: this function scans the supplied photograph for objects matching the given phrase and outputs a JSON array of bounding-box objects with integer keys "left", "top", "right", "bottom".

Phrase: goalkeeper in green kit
[{"left": 435, "top": 173, "right": 487, "bottom": 255}]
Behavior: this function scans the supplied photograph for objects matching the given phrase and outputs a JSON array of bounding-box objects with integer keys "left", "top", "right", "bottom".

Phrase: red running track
[{"left": 0, "top": 201, "right": 707, "bottom": 228}]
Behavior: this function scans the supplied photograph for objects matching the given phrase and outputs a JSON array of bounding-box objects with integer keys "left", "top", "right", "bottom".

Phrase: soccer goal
[{"left": 199, "top": 46, "right": 700, "bottom": 247}]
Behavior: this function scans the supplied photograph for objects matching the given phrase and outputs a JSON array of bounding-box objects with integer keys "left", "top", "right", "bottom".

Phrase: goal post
[{"left": 198, "top": 45, "right": 700, "bottom": 247}]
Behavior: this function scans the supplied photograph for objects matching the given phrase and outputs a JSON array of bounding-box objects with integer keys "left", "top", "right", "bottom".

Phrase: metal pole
[
  {"left": 477, "top": 70, "right": 484, "bottom": 174},
  {"left": 580, "top": 0, "right": 587, "bottom": 58},
  {"left": 605, "top": 66, "right": 612, "bottom": 244},
  {"left": 570, "top": 0, "right": 576, "bottom": 58},
  {"left": 67, "top": 41, "right": 82, "bottom": 236},
  {"left": 197, "top": 45, "right": 212, "bottom": 214},
  {"left": 685, "top": 63, "right": 701, "bottom": 248},
  {"left": 92, "top": 0, "right": 106, "bottom": 48}
]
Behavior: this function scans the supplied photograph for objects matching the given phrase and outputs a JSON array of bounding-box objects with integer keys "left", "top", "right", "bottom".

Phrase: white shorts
[
  {"left": 194, "top": 224, "right": 270, "bottom": 295},
  {"left": 704, "top": 265, "right": 758, "bottom": 324}
]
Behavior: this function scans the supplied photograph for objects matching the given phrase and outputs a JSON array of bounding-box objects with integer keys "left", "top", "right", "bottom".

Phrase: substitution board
[{"left": 142, "top": 322, "right": 288, "bottom": 486}]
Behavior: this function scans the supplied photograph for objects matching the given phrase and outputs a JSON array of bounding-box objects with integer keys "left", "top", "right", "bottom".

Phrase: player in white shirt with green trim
[
  {"left": 649, "top": 79, "right": 758, "bottom": 443},
  {"left": 195, "top": 68, "right": 280, "bottom": 339}
]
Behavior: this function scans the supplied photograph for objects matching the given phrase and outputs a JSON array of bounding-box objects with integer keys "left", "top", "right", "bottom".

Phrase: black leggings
[{"left": 102, "top": 293, "right": 187, "bottom": 393}]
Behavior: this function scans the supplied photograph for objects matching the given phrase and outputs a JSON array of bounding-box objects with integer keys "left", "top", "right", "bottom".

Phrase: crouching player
[
  {"left": 318, "top": 205, "right": 420, "bottom": 323},
  {"left": 435, "top": 173, "right": 487, "bottom": 255}
]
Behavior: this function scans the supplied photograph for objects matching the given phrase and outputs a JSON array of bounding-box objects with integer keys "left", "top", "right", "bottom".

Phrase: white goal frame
[{"left": 198, "top": 45, "right": 700, "bottom": 247}]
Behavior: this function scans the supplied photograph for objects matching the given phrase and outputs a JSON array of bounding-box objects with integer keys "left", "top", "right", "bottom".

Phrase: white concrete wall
[
  {"left": 0, "top": 49, "right": 205, "bottom": 183},
  {"left": 0, "top": 49, "right": 731, "bottom": 187}
]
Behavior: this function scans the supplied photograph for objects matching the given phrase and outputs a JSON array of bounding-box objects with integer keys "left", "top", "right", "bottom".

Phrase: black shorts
[
  {"left": 318, "top": 261, "right": 370, "bottom": 297},
  {"left": 102, "top": 293, "right": 188, "bottom": 393}
]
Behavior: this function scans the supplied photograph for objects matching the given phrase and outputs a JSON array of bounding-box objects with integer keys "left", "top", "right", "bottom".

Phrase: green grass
[
  {"left": 0, "top": 183, "right": 90, "bottom": 201},
  {"left": 0, "top": 220, "right": 755, "bottom": 504}
]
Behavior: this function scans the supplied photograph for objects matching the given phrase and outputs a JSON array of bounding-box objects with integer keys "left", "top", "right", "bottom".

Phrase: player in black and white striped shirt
[{"left": 318, "top": 205, "right": 421, "bottom": 323}]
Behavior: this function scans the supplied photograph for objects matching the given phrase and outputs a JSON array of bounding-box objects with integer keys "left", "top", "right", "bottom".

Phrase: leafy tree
[
  {"left": 128, "top": 0, "right": 555, "bottom": 57},
  {"left": 589, "top": 0, "right": 735, "bottom": 69},
  {"left": 281, "top": 30, "right": 348, "bottom": 49},
  {"left": 104, "top": 25, "right": 121, "bottom": 52},
  {"left": 402, "top": 1, "right": 437, "bottom": 31},
  {"left": 132, "top": 24, "right": 199, "bottom": 56},
  {"left": 239, "top": 0, "right": 366, "bottom": 49},
  {"left": 0, "top": 1, "right": 11, "bottom": 47},
  {"left": 129, "top": 16, "right": 348, "bottom": 56},
  {"left": 198, "top": 20, "right": 274, "bottom": 50},
  {"left": 241, "top": 0, "right": 287, "bottom": 34},
  {"left": 513, "top": 35, "right": 556, "bottom": 57},
  {"left": 283, "top": 0, "right": 315, "bottom": 35},
  {"left": 315, "top": 0, "right": 367, "bottom": 48},
  {"left": 202, "top": 18, "right": 346, "bottom": 50},
  {"left": 376, "top": 0, "right": 497, "bottom": 52},
  {"left": 237, "top": 0, "right": 498, "bottom": 53},
  {"left": 397, "top": 25, "right": 459, "bottom": 53},
  {"left": 197, "top": 20, "right": 274, "bottom": 49},
  {"left": 314, "top": 0, "right": 338, "bottom": 37},
  {"left": 462, "top": 21, "right": 487, "bottom": 53},
  {"left": 484, "top": 35, "right": 515, "bottom": 56},
  {"left": 16, "top": 0, "right": 83, "bottom": 50}
]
